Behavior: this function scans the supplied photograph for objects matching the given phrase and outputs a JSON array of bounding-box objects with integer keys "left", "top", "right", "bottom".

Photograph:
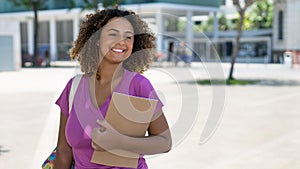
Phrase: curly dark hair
[{"left": 69, "top": 8, "right": 156, "bottom": 74}]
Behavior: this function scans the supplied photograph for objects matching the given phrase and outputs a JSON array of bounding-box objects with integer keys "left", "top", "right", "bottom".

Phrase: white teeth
[{"left": 112, "top": 48, "right": 124, "bottom": 53}]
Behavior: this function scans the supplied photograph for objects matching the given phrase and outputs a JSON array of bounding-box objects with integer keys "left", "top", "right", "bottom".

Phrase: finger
[
  {"left": 92, "top": 141, "right": 101, "bottom": 148},
  {"left": 92, "top": 141, "right": 105, "bottom": 151},
  {"left": 97, "top": 119, "right": 104, "bottom": 126},
  {"left": 91, "top": 141, "right": 98, "bottom": 149},
  {"left": 99, "top": 126, "right": 106, "bottom": 132},
  {"left": 94, "top": 127, "right": 106, "bottom": 133},
  {"left": 97, "top": 119, "right": 109, "bottom": 129},
  {"left": 92, "top": 127, "right": 105, "bottom": 136}
]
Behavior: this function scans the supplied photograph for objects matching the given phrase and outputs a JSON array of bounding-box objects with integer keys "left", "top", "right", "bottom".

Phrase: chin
[
  {"left": 109, "top": 57, "right": 126, "bottom": 64},
  {"left": 111, "top": 60, "right": 123, "bottom": 64},
  {"left": 103, "top": 52, "right": 130, "bottom": 64}
]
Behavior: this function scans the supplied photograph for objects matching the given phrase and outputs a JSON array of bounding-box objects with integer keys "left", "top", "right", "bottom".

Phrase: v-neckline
[{"left": 88, "top": 69, "right": 126, "bottom": 110}]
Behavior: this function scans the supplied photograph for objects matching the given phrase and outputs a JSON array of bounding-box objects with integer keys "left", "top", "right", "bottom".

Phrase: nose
[{"left": 116, "top": 36, "right": 126, "bottom": 45}]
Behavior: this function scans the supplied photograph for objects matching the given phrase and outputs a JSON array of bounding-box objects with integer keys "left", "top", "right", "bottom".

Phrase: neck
[{"left": 96, "top": 63, "right": 123, "bottom": 84}]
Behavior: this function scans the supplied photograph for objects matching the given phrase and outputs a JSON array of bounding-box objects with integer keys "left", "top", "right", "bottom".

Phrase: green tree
[
  {"left": 195, "top": 13, "right": 230, "bottom": 32},
  {"left": 202, "top": 17, "right": 213, "bottom": 32},
  {"left": 219, "top": 14, "right": 230, "bottom": 31},
  {"left": 229, "top": 0, "right": 273, "bottom": 30},
  {"left": 247, "top": 0, "right": 273, "bottom": 29},
  {"left": 228, "top": 0, "right": 258, "bottom": 80}
]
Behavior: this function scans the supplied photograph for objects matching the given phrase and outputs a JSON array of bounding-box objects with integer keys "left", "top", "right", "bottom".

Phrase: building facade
[
  {"left": 213, "top": 0, "right": 273, "bottom": 63},
  {"left": 273, "top": 0, "right": 300, "bottom": 64},
  {"left": 0, "top": 21, "right": 21, "bottom": 71},
  {"left": 2, "top": 0, "right": 294, "bottom": 68},
  {"left": 0, "top": 0, "right": 221, "bottom": 65}
]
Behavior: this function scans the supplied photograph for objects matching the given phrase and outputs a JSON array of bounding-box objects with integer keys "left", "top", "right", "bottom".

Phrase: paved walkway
[{"left": 0, "top": 62, "right": 300, "bottom": 169}]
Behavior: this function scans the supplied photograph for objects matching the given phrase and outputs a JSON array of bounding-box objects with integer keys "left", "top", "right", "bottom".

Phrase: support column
[
  {"left": 267, "top": 37, "right": 272, "bottom": 63},
  {"left": 186, "top": 10, "right": 194, "bottom": 49},
  {"left": 155, "top": 10, "right": 164, "bottom": 52},
  {"left": 73, "top": 15, "right": 80, "bottom": 41},
  {"left": 50, "top": 17, "right": 57, "bottom": 60},
  {"left": 206, "top": 41, "right": 211, "bottom": 61},
  {"left": 213, "top": 12, "right": 219, "bottom": 42},
  {"left": 27, "top": 20, "right": 34, "bottom": 56}
]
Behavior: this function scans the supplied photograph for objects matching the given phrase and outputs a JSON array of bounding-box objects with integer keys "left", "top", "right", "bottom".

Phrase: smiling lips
[{"left": 111, "top": 48, "right": 125, "bottom": 53}]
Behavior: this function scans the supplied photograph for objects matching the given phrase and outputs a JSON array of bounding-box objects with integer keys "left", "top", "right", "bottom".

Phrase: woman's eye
[
  {"left": 125, "top": 35, "right": 133, "bottom": 39},
  {"left": 109, "top": 33, "right": 116, "bottom": 36}
]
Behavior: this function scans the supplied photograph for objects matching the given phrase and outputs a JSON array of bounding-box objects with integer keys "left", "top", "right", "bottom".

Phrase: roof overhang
[
  {"left": 0, "top": 8, "right": 85, "bottom": 21},
  {"left": 0, "top": 2, "right": 220, "bottom": 21},
  {"left": 119, "top": 2, "right": 220, "bottom": 17}
]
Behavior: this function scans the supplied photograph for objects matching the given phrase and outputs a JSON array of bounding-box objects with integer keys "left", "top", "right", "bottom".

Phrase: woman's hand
[
  {"left": 91, "top": 120, "right": 122, "bottom": 151},
  {"left": 91, "top": 141, "right": 106, "bottom": 151},
  {"left": 91, "top": 111, "right": 172, "bottom": 155}
]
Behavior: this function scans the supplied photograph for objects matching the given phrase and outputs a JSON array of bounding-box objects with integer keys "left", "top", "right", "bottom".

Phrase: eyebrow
[{"left": 107, "top": 28, "right": 133, "bottom": 34}]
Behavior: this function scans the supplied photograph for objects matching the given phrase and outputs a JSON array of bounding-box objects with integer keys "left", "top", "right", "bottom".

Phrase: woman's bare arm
[{"left": 53, "top": 112, "right": 73, "bottom": 169}]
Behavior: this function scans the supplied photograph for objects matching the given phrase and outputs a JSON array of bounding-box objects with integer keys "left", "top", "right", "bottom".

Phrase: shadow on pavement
[
  {"left": 0, "top": 146, "right": 10, "bottom": 156},
  {"left": 185, "top": 79, "right": 300, "bottom": 86}
]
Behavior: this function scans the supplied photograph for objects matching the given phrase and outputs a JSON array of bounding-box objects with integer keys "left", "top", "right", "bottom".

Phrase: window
[
  {"left": 56, "top": 20, "right": 73, "bottom": 43},
  {"left": 20, "top": 22, "right": 28, "bottom": 54},
  {"left": 56, "top": 20, "right": 73, "bottom": 60},
  {"left": 38, "top": 21, "right": 50, "bottom": 44},
  {"left": 278, "top": 10, "right": 283, "bottom": 40},
  {"left": 221, "top": 0, "right": 226, "bottom": 5}
]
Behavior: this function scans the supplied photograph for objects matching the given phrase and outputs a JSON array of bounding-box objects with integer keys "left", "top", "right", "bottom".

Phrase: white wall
[
  {"left": 273, "top": 0, "right": 300, "bottom": 51},
  {"left": 0, "top": 20, "right": 21, "bottom": 71},
  {"left": 273, "top": 0, "right": 287, "bottom": 50},
  {"left": 286, "top": 0, "right": 300, "bottom": 50}
]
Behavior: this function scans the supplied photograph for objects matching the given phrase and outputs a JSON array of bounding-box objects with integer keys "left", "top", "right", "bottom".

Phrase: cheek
[
  {"left": 99, "top": 46, "right": 107, "bottom": 57},
  {"left": 128, "top": 41, "right": 134, "bottom": 52},
  {"left": 99, "top": 41, "right": 110, "bottom": 56}
]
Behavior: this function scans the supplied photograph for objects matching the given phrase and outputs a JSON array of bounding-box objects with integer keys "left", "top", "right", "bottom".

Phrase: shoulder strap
[{"left": 69, "top": 74, "right": 83, "bottom": 114}]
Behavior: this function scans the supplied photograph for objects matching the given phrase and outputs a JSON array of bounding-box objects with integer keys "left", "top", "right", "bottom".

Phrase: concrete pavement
[{"left": 0, "top": 62, "right": 300, "bottom": 169}]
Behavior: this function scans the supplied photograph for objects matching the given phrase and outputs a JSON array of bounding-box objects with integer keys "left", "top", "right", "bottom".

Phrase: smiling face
[{"left": 99, "top": 17, "right": 134, "bottom": 65}]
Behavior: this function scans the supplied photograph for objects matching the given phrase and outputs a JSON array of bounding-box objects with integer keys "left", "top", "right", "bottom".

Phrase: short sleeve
[
  {"left": 131, "top": 74, "right": 164, "bottom": 113},
  {"left": 55, "top": 78, "right": 73, "bottom": 116}
]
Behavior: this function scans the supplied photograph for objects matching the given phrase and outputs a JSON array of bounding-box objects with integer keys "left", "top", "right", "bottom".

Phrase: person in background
[
  {"left": 44, "top": 50, "right": 51, "bottom": 67},
  {"left": 174, "top": 41, "right": 192, "bottom": 66}
]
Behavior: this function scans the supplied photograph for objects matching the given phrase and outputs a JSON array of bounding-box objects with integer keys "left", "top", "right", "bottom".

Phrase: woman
[{"left": 54, "top": 8, "right": 172, "bottom": 169}]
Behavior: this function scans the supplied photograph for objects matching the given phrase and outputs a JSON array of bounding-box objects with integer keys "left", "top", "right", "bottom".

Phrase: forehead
[{"left": 103, "top": 17, "right": 134, "bottom": 32}]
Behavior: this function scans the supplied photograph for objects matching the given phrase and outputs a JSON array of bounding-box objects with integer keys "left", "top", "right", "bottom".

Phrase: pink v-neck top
[{"left": 55, "top": 69, "right": 163, "bottom": 169}]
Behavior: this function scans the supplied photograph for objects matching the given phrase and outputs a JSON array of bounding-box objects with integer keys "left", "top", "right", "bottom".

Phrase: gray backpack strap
[{"left": 69, "top": 74, "right": 83, "bottom": 114}]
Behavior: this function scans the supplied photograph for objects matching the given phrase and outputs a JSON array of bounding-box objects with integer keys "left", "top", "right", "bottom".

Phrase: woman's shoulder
[
  {"left": 70, "top": 73, "right": 91, "bottom": 83},
  {"left": 64, "top": 73, "right": 89, "bottom": 89},
  {"left": 125, "top": 69, "right": 150, "bottom": 85}
]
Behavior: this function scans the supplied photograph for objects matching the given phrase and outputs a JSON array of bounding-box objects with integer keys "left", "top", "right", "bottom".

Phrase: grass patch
[{"left": 197, "top": 79, "right": 261, "bottom": 85}]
